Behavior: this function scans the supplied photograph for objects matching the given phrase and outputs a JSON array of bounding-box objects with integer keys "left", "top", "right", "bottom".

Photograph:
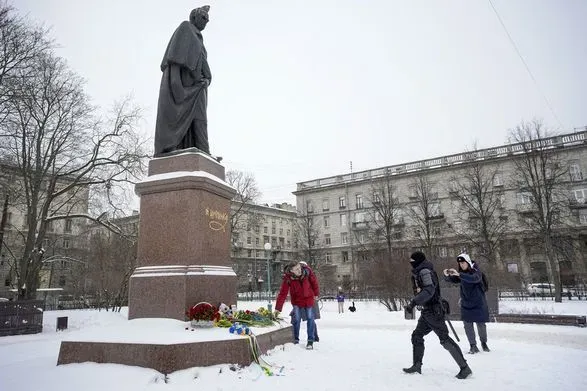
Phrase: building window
[
  {"left": 286, "top": 229, "right": 290, "bottom": 236},
  {"left": 256, "top": 250, "right": 261, "bottom": 258},
  {"left": 570, "top": 163, "right": 583, "bottom": 181},
  {"left": 580, "top": 211, "right": 587, "bottom": 225},
  {"left": 59, "top": 275, "right": 66, "bottom": 287},
  {"left": 254, "top": 225, "right": 260, "bottom": 233},
  {"left": 64, "top": 218, "right": 72, "bottom": 233},
  {"left": 507, "top": 263, "right": 519, "bottom": 273},
  {"left": 322, "top": 199, "right": 330, "bottom": 211},
  {"left": 439, "top": 246, "right": 447, "bottom": 258},
  {"left": 263, "top": 226, "right": 268, "bottom": 234},
  {"left": 430, "top": 202, "right": 441, "bottom": 217},
  {"left": 493, "top": 173, "right": 503, "bottom": 187},
  {"left": 271, "top": 226, "right": 276, "bottom": 234},
  {"left": 323, "top": 216, "right": 330, "bottom": 228},
  {"left": 324, "top": 234, "right": 331, "bottom": 245},
  {"left": 373, "top": 192, "right": 381, "bottom": 203},
  {"left": 517, "top": 192, "right": 533, "bottom": 205},
  {"left": 279, "top": 228, "right": 283, "bottom": 235},
  {"left": 354, "top": 212, "right": 367, "bottom": 223},
  {"left": 271, "top": 237, "right": 277, "bottom": 247},
  {"left": 342, "top": 251, "right": 349, "bottom": 262},
  {"left": 4, "top": 277, "right": 10, "bottom": 287},
  {"left": 255, "top": 238, "right": 260, "bottom": 246},
  {"left": 46, "top": 220, "right": 54, "bottom": 232},
  {"left": 5, "top": 212, "right": 12, "bottom": 224},
  {"left": 325, "top": 252, "right": 332, "bottom": 264},
  {"left": 340, "top": 214, "right": 347, "bottom": 226},
  {"left": 246, "top": 237, "right": 252, "bottom": 245},
  {"left": 339, "top": 196, "right": 346, "bottom": 209},
  {"left": 341, "top": 232, "right": 348, "bottom": 245},
  {"left": 356, "top": 194, "right": 364, "bottom": 209},
  {"left": 247, "top": 249, "right": 252, "bottom": 257},
  {"left": 306, "top": 200, "right": 314, "bottom": 213},
  {"left": 63, "top": 239, "right": 70, "bottom": 249},
  {"left": 574, "top": 189, "right": 587, "bottom": 203}
]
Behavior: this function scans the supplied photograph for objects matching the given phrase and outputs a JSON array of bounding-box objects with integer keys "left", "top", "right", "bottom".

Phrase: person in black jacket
[{"left": 403, "top": 251, "right": 472, "bottom": 379}]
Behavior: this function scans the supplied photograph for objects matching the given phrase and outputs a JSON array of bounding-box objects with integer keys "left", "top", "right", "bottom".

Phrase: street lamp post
[{"left": 264, "top": 242, "right": 272, "bottom": 310}]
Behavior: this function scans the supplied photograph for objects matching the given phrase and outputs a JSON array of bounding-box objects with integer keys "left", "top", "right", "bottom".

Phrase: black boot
[
  {"left": 468, "top": 344, "right": 480, "bottom": 354},
  {"left": 456, "top": 365, "right": 472, "bottom": 379},
  {"left": 402, "top": 363, "right": 422, "bottom": 374},
  {"left": 306, "top": 341, "right": 313, "bottom": 350},
  {"left": 441, "top": 338, "right": 468, "bottom": 368},
  {"left": 481, "top": 342, "right": 490, "bottom": 352}
]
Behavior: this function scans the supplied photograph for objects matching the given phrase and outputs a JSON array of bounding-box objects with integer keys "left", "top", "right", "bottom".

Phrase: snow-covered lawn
[{"left": 1, "top": 300, "right": 586, "bottom": 390}]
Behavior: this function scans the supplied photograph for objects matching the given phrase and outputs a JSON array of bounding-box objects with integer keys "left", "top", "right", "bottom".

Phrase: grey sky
[{"left": 16, "top": 0, "right": 587, "bottom": 206}]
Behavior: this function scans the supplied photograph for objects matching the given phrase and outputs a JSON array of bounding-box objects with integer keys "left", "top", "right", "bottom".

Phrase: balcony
[
  {"left": 352, "top": 221, "right": 369, "bottom": 230},
  {"left": 516, "top": 203, "right": 536, "bottom": 214},
  {"left": 570, "top": 198, "right": 587, "bottom": 209},
  {"left": 570, "top": 172, "right": 584, "bottom": 182}
]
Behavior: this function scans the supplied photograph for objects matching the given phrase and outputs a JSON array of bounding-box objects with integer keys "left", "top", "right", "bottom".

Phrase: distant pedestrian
[
  {"left": 336, "top": 288, "right": 345, "bottom": 313},
  {"left": 444, "top": 253, "right": 490, "bottom": 354}
]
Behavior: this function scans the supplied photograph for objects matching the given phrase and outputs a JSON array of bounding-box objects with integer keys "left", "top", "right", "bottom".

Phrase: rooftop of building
[{"left": 294, "top": 129, "right": 587, "bottom": 194}]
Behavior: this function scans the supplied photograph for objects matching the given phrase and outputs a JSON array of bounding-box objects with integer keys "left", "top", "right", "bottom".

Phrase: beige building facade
[{"left": 294, "top": 131, "right": 587, "bottom": 291}]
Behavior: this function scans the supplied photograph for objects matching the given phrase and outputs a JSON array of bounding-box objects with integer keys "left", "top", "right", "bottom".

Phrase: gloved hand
[{"left": 405, "top": 301, "right": 415, "bottom": 313}]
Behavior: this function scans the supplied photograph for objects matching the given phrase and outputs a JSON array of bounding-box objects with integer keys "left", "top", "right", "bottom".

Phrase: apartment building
[
  {"left": 294, "top": 130, "right": 587, "bottom": 290},
  {"left": 0, "top": 163, "right": 90, "bottom": 298},
  {"left": 230, "top": 202, "right": 297, "bottom": 292}
]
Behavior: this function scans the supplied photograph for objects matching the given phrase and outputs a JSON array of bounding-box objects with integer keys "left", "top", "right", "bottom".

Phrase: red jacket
[{"left": 275, "top": 265, "right": 320, "bottom": 312}]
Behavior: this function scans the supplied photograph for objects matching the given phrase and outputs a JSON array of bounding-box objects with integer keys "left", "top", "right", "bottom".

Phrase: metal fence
[{"left": 0, "top": 300, "right": 44, "bottom": 336}]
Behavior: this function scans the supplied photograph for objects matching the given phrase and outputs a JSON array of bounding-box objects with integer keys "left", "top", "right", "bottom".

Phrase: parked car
[{"left": 526, "top": 283, "right": 569, "bottom": 296}]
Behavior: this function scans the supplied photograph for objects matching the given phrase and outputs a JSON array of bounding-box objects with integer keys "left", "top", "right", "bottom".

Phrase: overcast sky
[{"left": 15, "top": 0, "right": 587, "bottom": 206}]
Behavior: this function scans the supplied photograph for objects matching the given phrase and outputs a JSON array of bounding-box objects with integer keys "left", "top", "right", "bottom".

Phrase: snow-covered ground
[{"left": 1, "top": 300, "right": 586, "bottom": 390}]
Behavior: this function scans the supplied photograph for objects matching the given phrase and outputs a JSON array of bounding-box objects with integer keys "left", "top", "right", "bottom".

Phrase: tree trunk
[{"left": 544, "top": 236, "right": 562, "bottom": 303}]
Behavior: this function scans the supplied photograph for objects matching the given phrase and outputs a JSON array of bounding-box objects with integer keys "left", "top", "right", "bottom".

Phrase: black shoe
[
  {"left": 468, "top": 345, "right": 479, "bottom": 354},
  {"left": 402, "top": 363, "right": 422, "bottom": 374},
  {"left": 293, "top": 340, "right": 299, "bottom": 345},
  {"left": 315, "top": 335, "right": 320, "bottom": 342},
  {"left": 456, "top": 365, "right": 472, "bottom": 379},
  {"left": 306, "top": 341, "right": 313, "bottom": 350},
  {"left": 481, "top": 342, "right": 490, "bottom": 352}
]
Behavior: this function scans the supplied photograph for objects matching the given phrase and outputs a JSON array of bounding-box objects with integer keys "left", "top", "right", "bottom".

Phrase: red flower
[
  {"left": 245, "top": 310, "right": 250, "bottom": 314},
  {"left": 187, "top": 302, "right": 219, "bottom": 321}
]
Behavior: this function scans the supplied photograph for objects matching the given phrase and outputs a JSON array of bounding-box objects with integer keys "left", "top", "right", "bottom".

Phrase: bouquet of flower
[{"left": 186, "top": 302, "right": 220, "bottom": 322}]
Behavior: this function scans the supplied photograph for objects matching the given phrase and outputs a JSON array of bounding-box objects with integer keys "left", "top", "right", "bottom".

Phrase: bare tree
[
  {"left": 293, "top": 199, "right": 322, "bottom": 269},
  {"left": 225, "top": 169, "right": 262, "bottom": 247},
  {"left": 366, "top": 171, "right": 404, "bottom": 262},
  {"left": 85, "top": 226, "right": 137, "bottom": 311},
  {"left": 0, "top": 2, "right": 52, "bottom": 124},
  {"left": 406, "top": 175, "right": 444, "bottom": 257},
  {"left": 448, "top": 160, "right": 509, "bottom": 267},
  {"left": 509, "top": 120, "right": 569, "bottom": 302},
  {"left": 0, "top": 48, "right": 149, "bottom": 299}
]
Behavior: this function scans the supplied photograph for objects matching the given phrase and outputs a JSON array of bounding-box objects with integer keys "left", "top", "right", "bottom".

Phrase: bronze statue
[{"left": 154, "top": 6, "right": 212, "bottom": 157}]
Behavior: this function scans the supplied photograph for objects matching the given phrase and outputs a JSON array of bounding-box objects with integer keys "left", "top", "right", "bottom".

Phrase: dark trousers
[{"left": 411, "top": 309, "right": 467, "bottom": 368}]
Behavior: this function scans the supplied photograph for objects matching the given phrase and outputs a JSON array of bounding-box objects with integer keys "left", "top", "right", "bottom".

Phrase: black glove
[{"left": 405, "top": 301, "right": 415, "bottom": 313}]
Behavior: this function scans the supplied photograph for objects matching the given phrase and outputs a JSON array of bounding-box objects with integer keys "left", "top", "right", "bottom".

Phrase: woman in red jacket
[{"left": 275, "top": 261, "right": 320, "bottom": 349}]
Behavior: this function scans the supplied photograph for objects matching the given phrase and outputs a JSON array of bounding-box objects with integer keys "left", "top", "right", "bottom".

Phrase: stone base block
[
  {"left": 128, "top": 265, "right": 237, "bottom": 320},
  {"left": 57, "top": 326, "right": 293, "bottom": 374}
]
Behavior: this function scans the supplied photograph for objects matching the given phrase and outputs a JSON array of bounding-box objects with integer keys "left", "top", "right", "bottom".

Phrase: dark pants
[{"left": 411, "top": 309, "right": 467, "bottom": 368}]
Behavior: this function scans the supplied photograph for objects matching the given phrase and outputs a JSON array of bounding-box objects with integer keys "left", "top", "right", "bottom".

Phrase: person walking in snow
[
  {"left": 403, "top": 251, "right": 472, "bottom": 379},
  {"left": 336, "top": 288, "right": 345, "bottom": 314},
  {"left": 444, "top": 253, "right": 490, "bottom": 354},
  {"left": 275, "top": 261, "right": 320, "bottom": 349}
]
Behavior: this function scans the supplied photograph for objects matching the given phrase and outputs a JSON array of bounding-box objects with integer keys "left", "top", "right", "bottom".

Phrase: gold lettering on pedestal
[{"left": 205, "top": 208, "right": 228, "bottom": 232}]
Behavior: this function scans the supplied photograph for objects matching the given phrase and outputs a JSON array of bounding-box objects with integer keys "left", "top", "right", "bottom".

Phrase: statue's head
[{"left": 190, "top": 5, "right": 210, "bottom": 31}]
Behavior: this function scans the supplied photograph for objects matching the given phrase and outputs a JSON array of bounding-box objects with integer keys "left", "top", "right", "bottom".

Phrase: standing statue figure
[{"left": 154, "top": 6, "right": 212, "bottom": 157}]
